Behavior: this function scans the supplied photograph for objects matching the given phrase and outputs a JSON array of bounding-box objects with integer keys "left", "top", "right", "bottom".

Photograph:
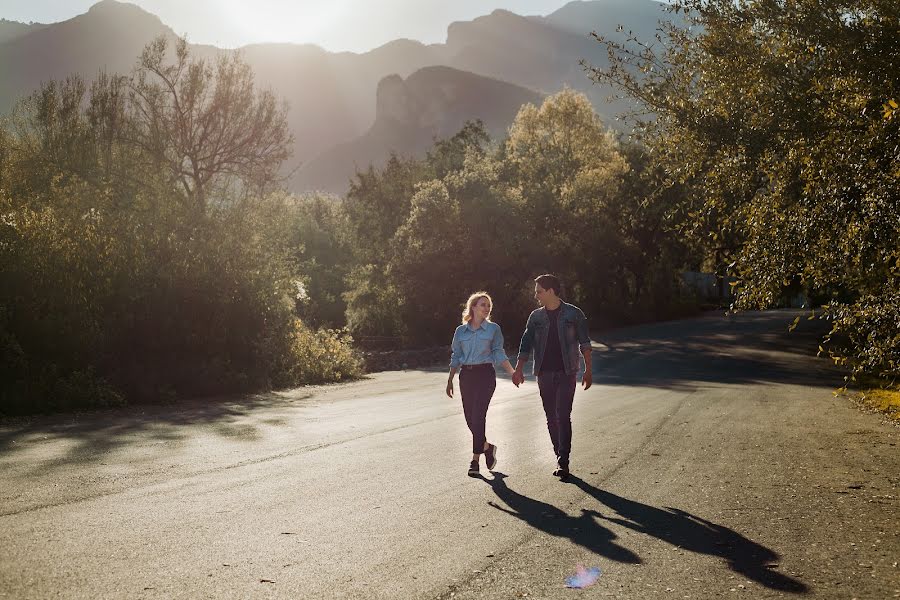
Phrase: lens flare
[{"left": 565, "top": 565, "right": 601, "bottom": 589}]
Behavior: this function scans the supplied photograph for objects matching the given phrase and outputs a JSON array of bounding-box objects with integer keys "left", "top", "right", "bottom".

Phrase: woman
[{"left": 446, "top": 291, "right": 518, "bottom": 477}]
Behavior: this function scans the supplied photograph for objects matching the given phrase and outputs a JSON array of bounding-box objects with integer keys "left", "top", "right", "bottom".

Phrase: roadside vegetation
[
  {"left": 587, "top": 0, "right": 898, "bottom": 392},
  {"left": 857, "top": 388, "right": 900, "bottom": 423},
  {"left": 0, "top": 38, "right": 361, "bottom": 414},
  {"left": 2, "top": 0, "right": 896, "bottom": 414},
  {"left": 337, "top": 92, "right": 696, "bottom": 347}
]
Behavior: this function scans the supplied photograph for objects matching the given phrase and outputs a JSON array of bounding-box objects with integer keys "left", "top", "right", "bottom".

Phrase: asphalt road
[{"left": 0, "top": 310, "right": 897, "bottom": 599}]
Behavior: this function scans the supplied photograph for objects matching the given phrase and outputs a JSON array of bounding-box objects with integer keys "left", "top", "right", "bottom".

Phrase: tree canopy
[
  {"left": 340, "top": 92, "right": 695, "bottom": 345},
  {"left": 587, "top": 0, "right": 899, "bottom": 384},
  {"left": 0, "top": 37, "right": 356, "bottom": 414}
]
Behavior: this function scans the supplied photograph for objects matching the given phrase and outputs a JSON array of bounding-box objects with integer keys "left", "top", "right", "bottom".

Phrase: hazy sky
[{"left": 0, "top": 0, "right": 573, "bottom": 52}]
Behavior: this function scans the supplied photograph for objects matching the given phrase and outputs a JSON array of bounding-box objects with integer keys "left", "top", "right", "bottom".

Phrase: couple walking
[{"left": 446, "top": 274, "right": 593, "bottom": 480}]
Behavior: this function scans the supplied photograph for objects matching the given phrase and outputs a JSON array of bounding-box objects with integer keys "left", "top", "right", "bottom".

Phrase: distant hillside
[
  {"left": 540, "top": 0, "right": 665, "bottom": 38},
  {"left": 240, "top": 38, "right": 449, "bottom": 170},
  {"left": 295, "top": 66, "right": 543, "bottom": 193},
  {"left": 0, "top": 1, "right": 173, "bottom": 115},
  {"left": 445, "top": 8, "right": 605, "bottom": 97},
  {"left": 0, "top": 18, "right": 49, "bottom": 44},
  {"left": 0, "top": 0, "right": 671, "bottom": 194}
]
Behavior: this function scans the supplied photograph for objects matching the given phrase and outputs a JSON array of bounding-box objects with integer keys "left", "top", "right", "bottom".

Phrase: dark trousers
[
  {"left": 459, "top": 364, "right": 496, "bottom": 454},
  {"left": 538, "top": 370, "right": 577, "bottom": 467}
]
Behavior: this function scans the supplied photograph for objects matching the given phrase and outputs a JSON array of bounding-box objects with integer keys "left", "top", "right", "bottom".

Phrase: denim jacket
[{"left": 517, "top": 302, "right": 591, "bottom": 375}]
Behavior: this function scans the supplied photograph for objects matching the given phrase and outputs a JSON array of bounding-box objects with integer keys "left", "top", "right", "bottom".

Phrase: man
[{"left": 512, "top": 274, "right": 592, "bottom": 480}]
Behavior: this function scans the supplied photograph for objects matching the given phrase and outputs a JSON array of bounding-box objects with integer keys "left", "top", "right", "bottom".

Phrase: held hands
[
  {"left": 508, "top": 368, "right": 589, "bottom": 388},
  {"left": 503, "top": 359, "right": 522, "bottom": 387}
]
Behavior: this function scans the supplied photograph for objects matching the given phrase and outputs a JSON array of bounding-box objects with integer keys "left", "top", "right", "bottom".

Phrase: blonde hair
[{"left": 461, "top": 291, "right": 493, "bottom": 324}]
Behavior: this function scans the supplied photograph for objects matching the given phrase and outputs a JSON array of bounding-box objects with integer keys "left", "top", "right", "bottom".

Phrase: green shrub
[
  {"left": 0, "top": 40, "right": 361, "bottom": 415},
  {"left": 278, "top": 320, "right": 363, "bottom": 385}
]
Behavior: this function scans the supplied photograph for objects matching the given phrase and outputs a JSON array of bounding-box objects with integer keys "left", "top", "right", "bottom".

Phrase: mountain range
[{"left": 0, "top": 0, "right": 670, "bottom": 194}]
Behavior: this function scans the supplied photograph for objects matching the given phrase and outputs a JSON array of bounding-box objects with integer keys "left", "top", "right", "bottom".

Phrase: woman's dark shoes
[
  {"left": 468, "top": 460, "right": 480, "bottom": 477},
  {"left": 484, "top": 443, "right": 498, "bottom": 470}
]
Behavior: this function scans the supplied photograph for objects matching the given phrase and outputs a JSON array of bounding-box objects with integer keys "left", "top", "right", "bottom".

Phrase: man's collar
[{"left": 542, "top": 300, "right": 563, "bottom": 312}]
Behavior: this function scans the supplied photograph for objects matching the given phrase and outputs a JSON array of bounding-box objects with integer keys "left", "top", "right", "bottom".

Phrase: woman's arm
[
  {"left": 446, "top": 366, "right": 458, "bottom": 397},
  {"left": 498, "top": 360, "right": 517, "bottom": 381},
  {"left": 491, "top": 324, "right": 516, "bottom": 378},
  {"left": 448, "top": 327, "right": 462, "bottom": 397}
]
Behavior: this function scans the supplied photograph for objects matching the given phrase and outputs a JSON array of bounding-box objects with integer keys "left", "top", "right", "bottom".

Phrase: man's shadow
[
  {"left": 568, "top": 476, "right": 808, "bottom": 593},
  {"left": 483, "top": 473, "right": 641, "bottom": 564}
]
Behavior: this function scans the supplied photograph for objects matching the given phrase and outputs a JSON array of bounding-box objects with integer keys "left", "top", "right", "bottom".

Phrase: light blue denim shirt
[{"left": 449, "top": 320, "right": 509, "bottom": 369}]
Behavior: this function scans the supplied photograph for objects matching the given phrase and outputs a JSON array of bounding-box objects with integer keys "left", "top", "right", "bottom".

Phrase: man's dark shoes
[
  {"left": 468, "top": 460, "right": 480, "bottom": 477},
  {"left": 553, "top": 461, "right": 570, "bottom": 481},
  {"left": 484, "top": 443, "right": 498, "bottom": 471}
]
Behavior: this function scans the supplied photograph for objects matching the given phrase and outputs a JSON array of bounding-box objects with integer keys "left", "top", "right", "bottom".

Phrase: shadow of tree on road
[
  {"left": 0, "top": 391, "right": 312, "bottom": 476},
  {"left": 591, "top": 310, "right": 838, "bottom": 393},
  {"left": 483, "top": 473, "right": 641, "bottom": 564},
  {"left": 0, "top": 311, "right": 837, "bottom": 478},
  {"left": 569, "top": 476, "right": 809, "bottom": 593}
]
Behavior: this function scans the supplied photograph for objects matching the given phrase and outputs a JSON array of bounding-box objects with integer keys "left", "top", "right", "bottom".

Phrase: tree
[
  {"left": 128, "top": 36, "right": 293, "bottom": 214},
  {"left": 502, "top": 89, "right": 630, "bottom": 314},
  {"left": 4, "top": 77, "right": 97, "bottom": 202},
  {"left": 587, "top": 0, "right": 900, "bottom": 382},
  {"left": 0, "top": 39, "right": 359, "bottom": 415},
  {"left": 341, "top": 122, "right": 514, "bottom": 344},
  {"left": 286, "top": 193, "right": 355, "bottom": 329},
  {"left": 343, "top": 154, "right": 427, "bottom": 262},
  {"left": 388, "top": 152, "right": 531, "bottom": 344}
]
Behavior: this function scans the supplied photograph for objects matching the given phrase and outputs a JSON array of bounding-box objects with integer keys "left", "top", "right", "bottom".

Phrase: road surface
[{"left": 0, "top": 310, "right": 897, "bottom": 599}]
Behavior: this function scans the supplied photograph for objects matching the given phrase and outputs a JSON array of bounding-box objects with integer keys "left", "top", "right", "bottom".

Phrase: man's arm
[
  {"left": 513, "top": 313, "right": 534, "bottom": 385},
  {"left": 576, "top": 309, "right": 592, "bottom": 390},
  {"left": 581, "top": 347, "right": 592, "bottom": 390}
]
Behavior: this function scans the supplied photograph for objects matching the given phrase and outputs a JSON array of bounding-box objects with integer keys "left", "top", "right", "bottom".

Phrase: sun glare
[{"left": 222, "top": 0, "right": 349, "bottom": 48}]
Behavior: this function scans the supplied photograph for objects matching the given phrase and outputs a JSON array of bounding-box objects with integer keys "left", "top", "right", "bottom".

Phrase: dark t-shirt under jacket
[{"left": 540, "top": 307, "right": 565, "bottom": 373}]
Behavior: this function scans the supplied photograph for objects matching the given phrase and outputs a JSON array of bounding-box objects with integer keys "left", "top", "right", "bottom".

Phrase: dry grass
[{"left": 857, "top": 388, "right": 900, "bottom": 423}]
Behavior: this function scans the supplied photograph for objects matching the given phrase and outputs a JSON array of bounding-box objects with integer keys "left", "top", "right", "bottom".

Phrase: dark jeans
[
  {"left": 459, "top": 364, "right": 496, "bottom": 454},
  {"left": 538, "top": 370, "right": 577, "bottom": 467}
]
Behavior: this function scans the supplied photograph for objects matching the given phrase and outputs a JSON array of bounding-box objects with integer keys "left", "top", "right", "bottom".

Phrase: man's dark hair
[{"left": 534, "top": 274, "right": 562, "bottom": 296}]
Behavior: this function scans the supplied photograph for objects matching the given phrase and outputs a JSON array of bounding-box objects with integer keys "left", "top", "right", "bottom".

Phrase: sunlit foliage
[
  {"left": 587, "top": 0, "right": 899, "bottom": 383},
  {"left": 341, "top": 94, "right": 695, "bottom": 346},
  {"left": 0, "top": 37, "right": 358, "bottom": 414}
]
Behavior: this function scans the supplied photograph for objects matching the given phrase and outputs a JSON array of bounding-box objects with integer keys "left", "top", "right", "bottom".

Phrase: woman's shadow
[
  {"left": 484, "top": 473, "right": 641, "bottom": 564},
  {"left": 568, "top": 475, "right": 808, "bottom": 593}
]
